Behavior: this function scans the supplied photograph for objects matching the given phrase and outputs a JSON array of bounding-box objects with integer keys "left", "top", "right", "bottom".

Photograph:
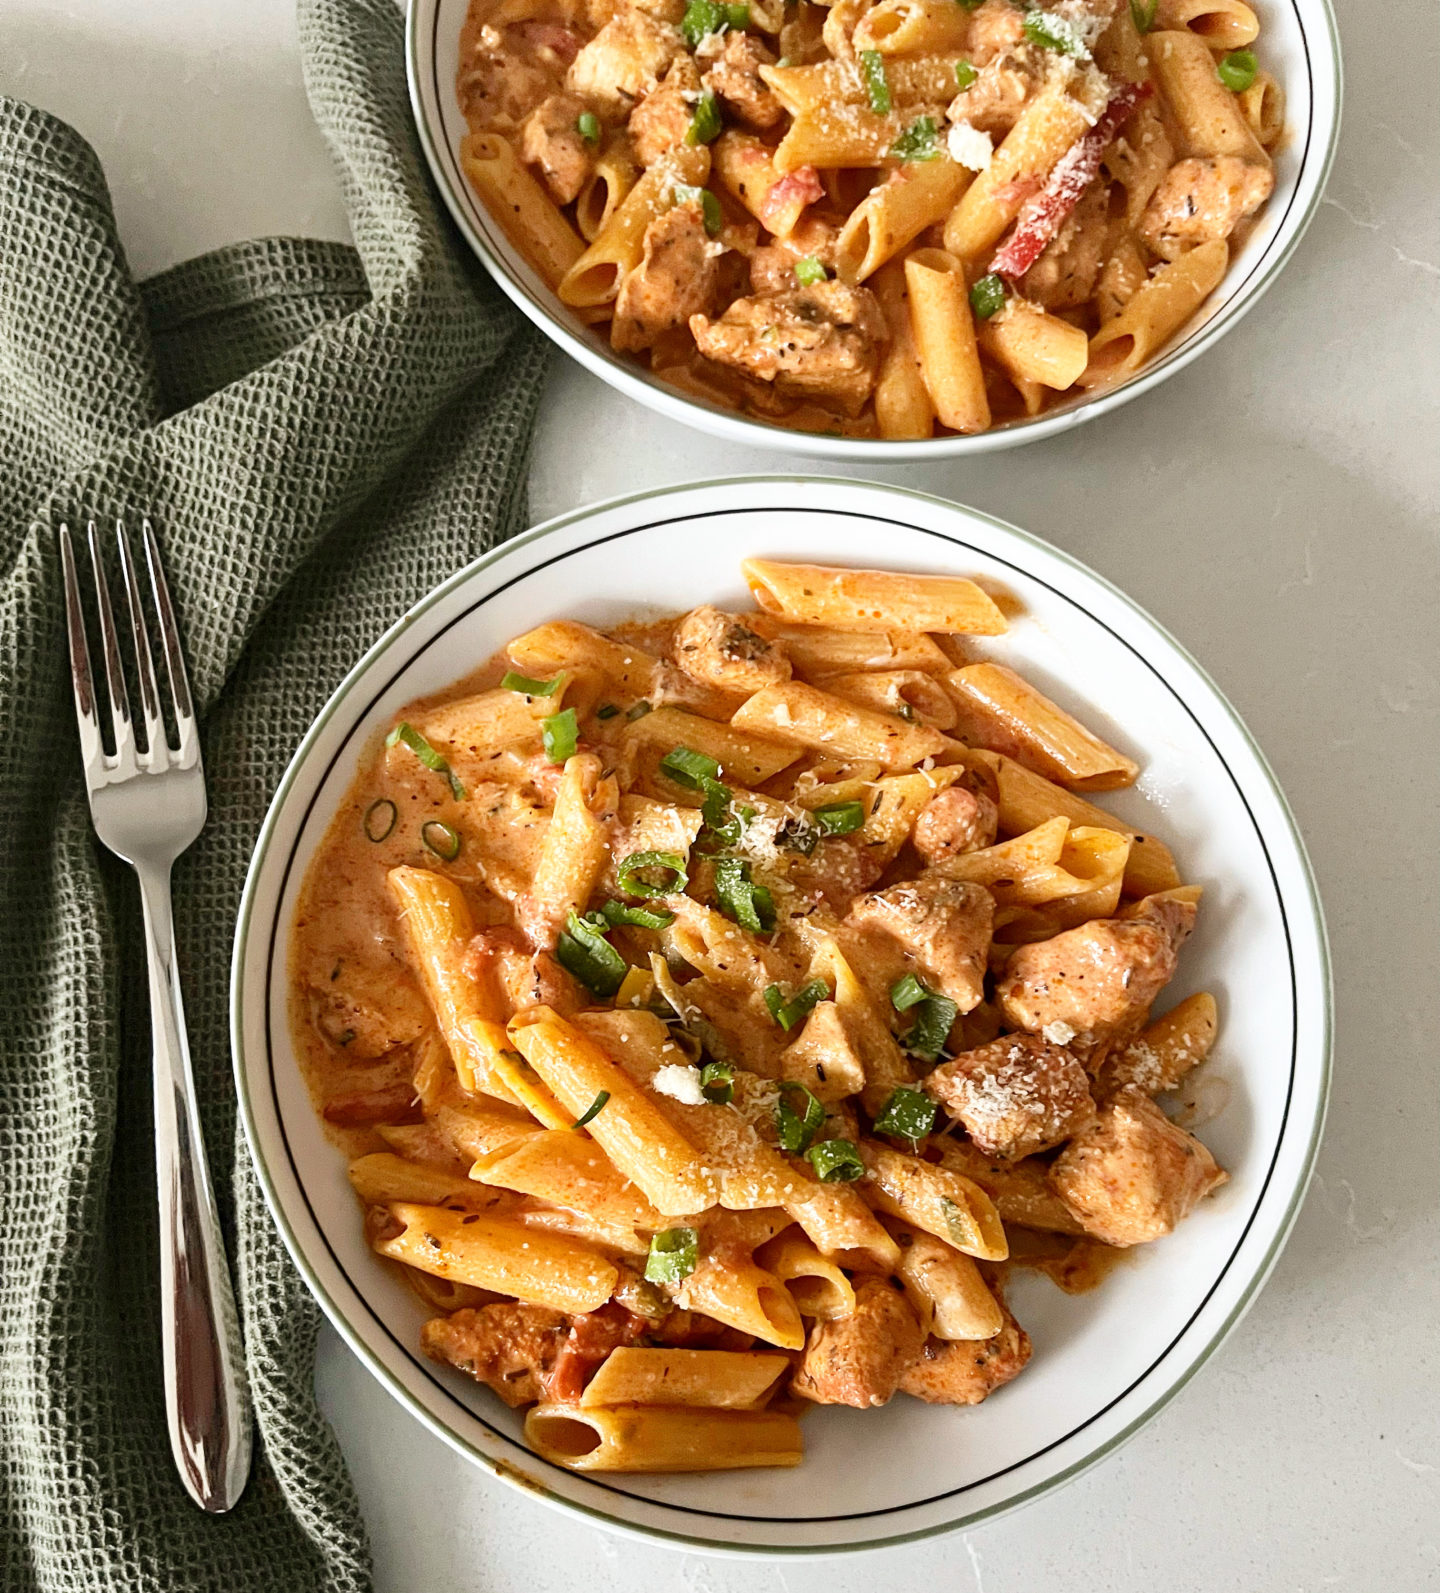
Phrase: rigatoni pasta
[
  {"left": 292, "top": 557, "right": 1229, "bottom": 1475},
  {"left": 451, "top": 0, "right": 1285, "bottom": 437}
]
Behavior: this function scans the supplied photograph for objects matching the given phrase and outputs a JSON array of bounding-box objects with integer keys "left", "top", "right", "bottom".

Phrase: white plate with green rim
[
  {"left": 406, "top": 0, "right": 1341, "bottom": 459},
  {"left": 232, "top": 477, "right": 1330, "bottom": 1552}
]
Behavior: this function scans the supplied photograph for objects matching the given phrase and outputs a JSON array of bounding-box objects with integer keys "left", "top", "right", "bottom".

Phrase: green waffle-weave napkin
[{"left": 0, "top": 0, "right": 549, "bottom": 1586}]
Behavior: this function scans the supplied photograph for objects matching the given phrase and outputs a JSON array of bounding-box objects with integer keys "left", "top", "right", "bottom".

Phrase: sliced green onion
[
  {"left": 1022, "top": 9, "right": 1083, "bottom": 54},
  {"left": 501, "top": 669, "right": 562, "bottom": 697},
  {"left": 681, "top": 0, "right": 723, "bottom": 46},
  {"left": 596, "top": 703, "right": 620, "bottom": 720},
  {"left": 725, "top": 0, "right": 750, "bottom": 25},
  {"left": 812, "top": 800, "right": 864, "bottom": 836},
  {"left": 806, "top": 1138, "right": 864, "bottom": 1182},
  {"left": 1129, "top": 0, "right": 1157, "bottom": 32},
  {"left": 1217, "top": 48, "right": 1257, "bottom": 91},
  {"left": 874, "top": 1085, "right": 938, "bottom": 1144},
  {"left": 700, "top": 774, "right": 734, "bottom": 830},
  {"left": 940, "top": 1194, "right": 978, "bottom": 1251},
  {"left": 542, "top": 706, "right": 579, "bottom": 763},
  {"left": 600, "top": 898, "right": 676, "bottom": 930},
  {"left": 890, "top": 973, "right": 930, "bottom": 1012},
  {"left": 386, "top": 722, "right": 466, "bottom": 801},
  {"left": 713, "top": 856, "right": 774, "bottom": 933},
  {"left": 645, "top": 1225, "right": 699, "bottom": 1283},
  {"left": 775, "top": 815, "right": 819, "bottom": 856},
  {"left": 660, "top": 746, "right": 723, "bottom": 788},
  {"left": 576, "top": 110, "right": 601, "bottom": 146},
  {"left": 617, "top": 849, "right": 689, "bottom": 898},
  {"left": 890, "top": 114, "right": 940, "bottom": 162},
  {"left": 626, "top": 700, "right": 653, "bottom": 721},
  {"left": 571, "top": 1090, "right": 610, "bottom": 1130},
  {"left": 420, "top": 820, "right": 461, "bottom": 861},
  {"left": 860, "top": 50, "right": 892, "bottom": 114},
  {"left": 970, "top": 272, "right": 1006, "bottom": 319},
  {"left": 765, "top": 978, "right": 830, "bottom": 1030},
  {"left": 700, "top": 1059, "right": 734, "bottom": 1104},
  {"left": 775, "top": 1083, "right": 826, "bottom": 1153},
  {"left": 363, "top": 798, "right": 397, "bottom": 842},
  {"left": 555, "top": 910, "right": 627, "bottom": 997},
  {"left": 954, "top": 58, "right": 977, "bottom": 89},
  {"left": 794, "top": 255, "right": 828, "bottom": 285},
  {"left": 908, "top": 989, "right": 958, "bottom": 1063},
  {"left": 686, "top": 90, "right": 723, "bottom": 145},
  {"left": 673, "top": 183, "right": 723, "bottom": 236}
]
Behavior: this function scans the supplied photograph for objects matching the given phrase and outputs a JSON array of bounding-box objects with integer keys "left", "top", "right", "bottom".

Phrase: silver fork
[{"left": 59, "top": 518, "right": 252, "bottom": 1513}]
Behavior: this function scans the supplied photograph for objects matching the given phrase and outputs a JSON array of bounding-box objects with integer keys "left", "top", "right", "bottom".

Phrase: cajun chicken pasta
[
  {"left": 454, "top": 0, "right": 1283, "bottom": 437},
  {"left": 291, "top": 560, "right": 1228, "bottom": 1472}
]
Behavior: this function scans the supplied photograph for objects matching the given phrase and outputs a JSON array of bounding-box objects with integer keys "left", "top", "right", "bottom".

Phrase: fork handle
[{"left": 137, "top": 864, "right": 253, "bottom": 1512}]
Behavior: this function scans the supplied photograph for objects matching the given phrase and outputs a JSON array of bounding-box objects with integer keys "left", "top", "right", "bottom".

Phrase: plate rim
[
  {"left": 403, "top": 0, "right": 1344, "bottom": 461},
  {"left": 231, "top": 474, "right": 1332, "bottom": 1554}
]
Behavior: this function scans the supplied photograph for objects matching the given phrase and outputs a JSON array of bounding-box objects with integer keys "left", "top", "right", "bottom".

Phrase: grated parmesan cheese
[
  {"left": 1042, "top": 1020, "right": 1077, "bottom": 1045},
  {"left": 947, "top": 121, "right": 993, "bottom": 171},
  {"left": 652, "top": 1063, "right": 707, "bottom": 1105}
]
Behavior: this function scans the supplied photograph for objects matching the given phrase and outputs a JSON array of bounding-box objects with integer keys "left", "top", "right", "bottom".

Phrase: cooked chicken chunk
[
  {"left": 913, "top": 782, "right": 998, "bottom": 863},
  {"left": 690, "top": 280, "right": 887, "bottom": 415},
  {"left": 1139, "top": 156, "right": 1275, "bottom": 262},
  {"left": 566, "top": 10, "right": 685, "bottom": 117},
  {"left": 947, "top": 46, "right": 1044, "bottom": 137},
  {"left": 421, "top": 1303, "right": 568, "bottom": 1406},
  {"left": 926, "top": 1034, "right": 1096, "bottom": 1160},
  {"left": 964, "top": 0, "right": 1027, "bottom": 65},
  {"left": 520, "top": 92, "right": 596, "bottom": 205},
  {"left": 1021, "top": 178, "right": 1110, "bottom": 310},
  {"left": 306, "top": 962, "right": 431, "bottom": 1057},
  {"left": 1049, "top": 1087, "right": 1227, "bottom": 1246},
  {"left": 996, "top": 896, "right": 1197, "bottom": 1046},
  {"left": 846, "top": 876, "right": 994, "bottom": 1015},
  {"left": 700, "top": 30, "right": 784, "bottom": 129},
  {"left": 671, "top": 604, "right": 792, "bottom": 692},
  {"left": 791, "top": 1279, "right": 925, "bottom": 1407},
  {"left": 463, "top": 925, "right": 585, "bottom": 1014},
  {"left": 459, "top": 23, "right": 578, "bottom": 131},
  {"left": 612, "top": 203, "right": 721, "bottom": 353},
  {"left": 898, "top": 1304, "right": 1031, "bottom": 1404},
  {"left": 747, "top": 216, "right": 840, "bottom": 294},
  {"left": 628, "top": 56, "right": 701, "bottom": 166}
]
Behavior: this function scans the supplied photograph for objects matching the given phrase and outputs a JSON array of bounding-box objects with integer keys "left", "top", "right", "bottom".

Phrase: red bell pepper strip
[{"left": 989, "top": 81, "right": 1152, "bottom": 280}]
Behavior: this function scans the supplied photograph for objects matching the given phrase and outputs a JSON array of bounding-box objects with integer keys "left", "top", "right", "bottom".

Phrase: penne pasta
[
  {"left": 1148, "top": 30, "right": 1270, "bottom": 163},
  {"left": 859, "top": 1140, "right": 1008, "bottom": 1260},
  {"left": 460, "top": 133, "right": 585, "bottom": 290},
  {"left": 946, "top": 662, "right": 1141, "bottom": 790},
  {"left": 892, "top": 1223, "right": 1005, "bottom": 1340},
  {"left": 1155, "top": 0, "right": 1259, "bottom": 51},
  {"left": 375, "top": 1202, "right": 618, "bottom": 1313},
  {"left": 624, "top": 704, "right": 801, "bottom": 785},
  {"left": 904, "top": 249, "right": 991, "bottom": 435},
  {"left": 1080, "top": 239, "right": 1230, "bottom": 388},
  {"left": 743, "top": 558, "right": 1007, "bottom": 635},
  {"left": 757, "top": 1231, "right": 858, "bottom": 1320},
  {"left": 871, "top": 256, "right": 936, "bottom": 440},
  {"left": 978, "top": 298, "right": 1090, "bottom": 392},
  {"left": 677, "top": 1254, "right": 806, "bottom": 1349},
  {"left": 853, "top": 0, "right": 971, "bottom": 54},
  {"left": 579, "top": 1347, "right": 791, "bottom": 1408},
  {"left": 732, "top": 680, "right": 954, "bottom": 770},
  {"left": 525, "top": 1404, "right": 803, "bottom": 1472},
  {"left": 508, "top": 1006, "right": 717, "bottom": 1214},
  {"left": 835, "top": 160, "right": 971, "bottom": 285}
]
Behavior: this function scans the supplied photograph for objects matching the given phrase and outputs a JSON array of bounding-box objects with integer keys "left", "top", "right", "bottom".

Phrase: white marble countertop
[{"left": 8, "top": 1, "right": 1437, "bottom": 1587}]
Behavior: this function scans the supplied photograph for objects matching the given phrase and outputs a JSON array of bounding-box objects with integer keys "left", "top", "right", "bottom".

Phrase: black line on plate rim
[{"left": 260, "top": 503, "right": 1299, "bottom": 1525}]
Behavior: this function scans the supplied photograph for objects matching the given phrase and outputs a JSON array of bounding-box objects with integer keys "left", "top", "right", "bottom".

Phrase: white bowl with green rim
[
  {"left": 405, "top": 0, "right": 1341, "bottom": 459},
  {"left": 232, "top": 477, "right": 1331, "bottom": 1552}
]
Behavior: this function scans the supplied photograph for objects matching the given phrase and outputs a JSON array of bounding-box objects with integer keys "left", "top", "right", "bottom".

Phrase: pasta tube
[
  {"left": 892, "top": 1224, "right": 1005, "bottom": 1340},
  {"left": 579, "top": 1348, "right": 791, "bottom": 1409},
  {"left": 1148, "top": 30, "right": 1269, "bottom": 162},
  {"left": 732, "top": 680, "right": 954, "bottom": 770},
  {"left": 459, "top": 133, "right": 585, "bottom": 290},
  {"left": 904, "top": 249, "right": 991, "bottom": 435},
  {"left": 743, "top": 558, "right": 1007, "bottom": 634},
  {"left": 946, "top": 662, "right": 1140, "bottom": 790},
  {"left": 836, "top": 161, "right": 972, "bottom": 284},
  {"left": 1079, "top": 239, "right": 1229, "bottom": 388},
  {"left": 525, "top": 1404, "right": 803, "bottom": 1472},
  {"left": 508, "top": 1006, "right": 717, "bottom": 1215},
  {"left": 859, "top": 1140, "right": 1008, "bottom": 1260},
  {"left": 375, "top": 1203, "right": 618, "bottom": 1314}
]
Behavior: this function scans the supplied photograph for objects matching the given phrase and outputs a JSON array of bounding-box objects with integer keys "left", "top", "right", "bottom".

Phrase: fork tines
[{"left": 59, "top": 519, "right": 200, "bottom": 782}]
